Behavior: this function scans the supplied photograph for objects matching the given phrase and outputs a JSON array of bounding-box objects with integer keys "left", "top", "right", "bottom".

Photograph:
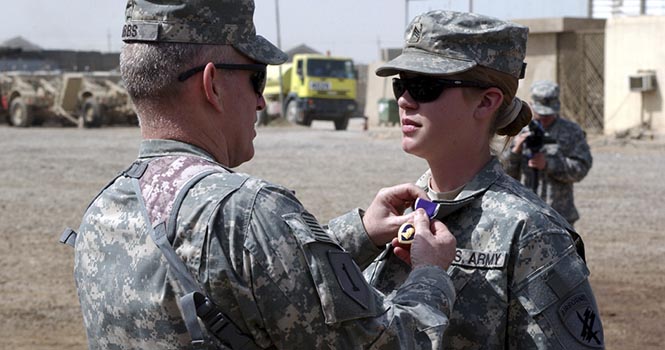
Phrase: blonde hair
[{"left": 452, "top": 66, "right": 532, "bottom": 137}]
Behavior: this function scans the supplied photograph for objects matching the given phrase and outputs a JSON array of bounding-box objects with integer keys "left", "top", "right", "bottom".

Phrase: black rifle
[{"left": 524, "top": 120, "right": 546, "bottom": 193}]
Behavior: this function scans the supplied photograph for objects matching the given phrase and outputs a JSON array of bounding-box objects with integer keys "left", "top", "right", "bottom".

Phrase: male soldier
[
  {"left": 503, "top": 80, "right": 593, "bottom": 226},
  {"left": 65, "top": 0, "right": 458, "bottom": 349}
]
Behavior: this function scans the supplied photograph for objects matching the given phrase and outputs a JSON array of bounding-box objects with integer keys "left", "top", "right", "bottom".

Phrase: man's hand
[
  {"left": 392, "top": 209, "right": 456, "bottom": 270},
  {"left": 511, "top": 130, "right": 530, "bottom": 154},
  {"left": 528, "top": 152, "right": 547, "bottom": 170},
  {"left": 363, "top": 184, "right": 427, "bottom": 247}
]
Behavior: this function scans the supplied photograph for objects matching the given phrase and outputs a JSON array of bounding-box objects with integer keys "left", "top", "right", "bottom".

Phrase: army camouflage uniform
[
  {"left": 367, "top": 10, "right": 604, "bottom": 350},
  {"left": 73, "top": 140, "right": 455, "bottom": 349},
  {"left": 364, "top": 158, "right": 604, "bottom": 349},
  {"left": 503, "top": 81, "right": 593, "bottom": 225}
]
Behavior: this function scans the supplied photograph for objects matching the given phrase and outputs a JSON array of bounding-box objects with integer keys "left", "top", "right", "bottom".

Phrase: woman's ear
[
  {"left": 202, "top": 63, "right": 224, "bottom": 112},
  {"left": 474, "top": 87, "right": 504, "bottom": 120}
]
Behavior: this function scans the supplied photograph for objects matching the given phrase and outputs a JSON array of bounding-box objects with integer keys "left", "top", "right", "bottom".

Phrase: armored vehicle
[{"left": 0, "top": 71, "right": 136, "bottom": 127}]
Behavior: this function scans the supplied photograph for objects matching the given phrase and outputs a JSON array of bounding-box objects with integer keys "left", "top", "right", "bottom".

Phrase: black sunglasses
[
  {"left": 178, "top": 63, "right": 267, "bottom": 95},
  {"left": 392, "top": 77, "right": 494, "bottom": 103}
]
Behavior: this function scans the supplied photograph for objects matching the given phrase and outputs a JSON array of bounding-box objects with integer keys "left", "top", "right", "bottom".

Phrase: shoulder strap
[
  {"left": 137, "top": 170, "right": 258, "bottom": 350},
  {"left": 58, "top": 160, "right": 151, "bottom": 248}
]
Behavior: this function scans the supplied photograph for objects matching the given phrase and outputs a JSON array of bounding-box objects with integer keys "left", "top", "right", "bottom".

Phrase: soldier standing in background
[
  {"left": 503, "top": 80, "right": 593, "bottom": 226},
  {"left": 64, "top": 0, "right": 459, "bottom": 349},
  {"left": 363, "top": 10, "right": 604, "bottom": 349}
]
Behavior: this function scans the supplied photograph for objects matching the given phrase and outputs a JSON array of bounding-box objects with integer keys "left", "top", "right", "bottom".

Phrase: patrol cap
[
  {"left": 530, "top": 80, "right": 561, "bottom": 115},
  {"left": 376, "top": 10, "right": 528, "bottom": 79},
  {"left": 122, "top": 0, "right": 287, "bottom": 65}
]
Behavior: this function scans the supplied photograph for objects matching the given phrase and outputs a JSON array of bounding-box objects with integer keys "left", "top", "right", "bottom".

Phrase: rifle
[{"left": 524, "top": 120, "right": 547, "bottom": 193}]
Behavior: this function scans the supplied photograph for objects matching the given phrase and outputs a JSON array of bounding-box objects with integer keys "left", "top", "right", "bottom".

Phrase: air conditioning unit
[{"left": 629, "top": 72, "right": 656, "bottom": 92}]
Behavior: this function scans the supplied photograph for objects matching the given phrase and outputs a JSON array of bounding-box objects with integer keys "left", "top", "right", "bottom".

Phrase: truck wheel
[
  {"left": 80, "top": 98, "right": 102, "bottom": 128},
  {"left": 334, "top": 116, "right": 349, "bottom": 131},
  {"left": 286, "top": 99, "right": 300, "bottom": 125},
  {"left": 9, "top": 98, "right": 32, "bottom": 127},
  {"left": 256, "top": 109, "right": 268, "bottom": 126}
]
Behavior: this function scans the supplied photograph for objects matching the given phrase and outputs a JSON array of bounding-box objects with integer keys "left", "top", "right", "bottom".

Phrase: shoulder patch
[
  {"left": 559, "top": 293, "right": 604, "bottom": 348},
  {"left": 327, "top": 251, "right": 370, "bottom": 310}
]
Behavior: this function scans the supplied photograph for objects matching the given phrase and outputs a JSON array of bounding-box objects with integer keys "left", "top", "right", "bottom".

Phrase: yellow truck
[{"left": 260, "top": 53, "right": 357, "bottom": 130}]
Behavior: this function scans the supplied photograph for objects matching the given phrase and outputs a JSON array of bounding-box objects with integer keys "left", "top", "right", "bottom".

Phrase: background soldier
[
  {"left": 503, "top": 80, "right": 593, "bottom": 226},
  {"left": 67, "top": 0, "right": 458, "bottom": 349}
]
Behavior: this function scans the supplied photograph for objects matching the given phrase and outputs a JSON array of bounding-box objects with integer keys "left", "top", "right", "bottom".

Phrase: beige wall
[
  {"left": 517, "top": 33, "right": 558, "bottom": 101},
  {"left": 364, "top": 61, "right": 393, "bottom": 127},
  {"left": 604, "top": 16, "right": 664, "bottom": 136}
]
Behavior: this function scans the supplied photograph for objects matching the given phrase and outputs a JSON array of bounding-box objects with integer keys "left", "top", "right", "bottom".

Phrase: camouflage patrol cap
[
  {"left": 376, "top": 11, "right": 528, "bottom": 79},
  {"left": 530, "top": 80, "right": 560, "bottom": 115},
  {"left": 122, "top": 0, "right": 287, "bottom": 65}
]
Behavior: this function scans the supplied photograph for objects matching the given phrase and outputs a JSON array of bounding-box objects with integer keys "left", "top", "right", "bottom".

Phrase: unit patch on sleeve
[{"left": 559, "top": 293, "right": 604, "bottom": 348}]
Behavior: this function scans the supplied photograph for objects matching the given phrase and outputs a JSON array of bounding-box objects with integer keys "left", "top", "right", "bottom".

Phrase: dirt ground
[{"left": 1, "top": 120, "right": 663, "bottom": 349}]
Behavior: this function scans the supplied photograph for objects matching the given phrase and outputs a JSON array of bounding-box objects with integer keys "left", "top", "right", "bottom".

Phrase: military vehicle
[
  {"left": 0, "top": 71, "right": 136, "bottom": 127},
  {"left": 76, "top": 72, "right": 137, "bottom": 127},
  {"left": 260, "top": 53, "right": 358, "bottom": 130},
  {"left": 0, "top": 71, "right": 60, "bottom": 127}
]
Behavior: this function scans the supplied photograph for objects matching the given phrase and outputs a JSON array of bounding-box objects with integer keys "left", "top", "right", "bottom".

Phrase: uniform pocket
[{"left": 514, "top": 249, "right": 604, "bottom": 348}]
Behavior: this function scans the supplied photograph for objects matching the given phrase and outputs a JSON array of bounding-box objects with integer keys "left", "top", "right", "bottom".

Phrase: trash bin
[{"left": 377, "top": 98, "right": 399, "bottom": 126}]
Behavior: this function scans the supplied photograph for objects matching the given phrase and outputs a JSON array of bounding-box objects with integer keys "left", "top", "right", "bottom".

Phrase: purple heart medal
[{"left": 397, "top": 198, "right": 440, "bottom": 244}]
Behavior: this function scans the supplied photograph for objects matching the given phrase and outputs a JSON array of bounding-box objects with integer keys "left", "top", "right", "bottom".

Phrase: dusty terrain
[{"left": 0, "top": 120, "right": 663, "bottom": 349}]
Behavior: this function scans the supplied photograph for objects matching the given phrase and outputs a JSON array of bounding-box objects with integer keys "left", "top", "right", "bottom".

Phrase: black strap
[{"left": 59, "top": 227, "right": 77, "bottom": 247}]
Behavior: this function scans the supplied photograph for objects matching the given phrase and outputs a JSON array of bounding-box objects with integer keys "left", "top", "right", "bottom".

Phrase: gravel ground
[{"left": 0, "top": 120, "right": 663, "bottom": 349}]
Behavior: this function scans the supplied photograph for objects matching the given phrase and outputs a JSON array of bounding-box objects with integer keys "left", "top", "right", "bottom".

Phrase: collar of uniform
[
  {"left": 138, "top": 139, "right": 217, "bottom": 162},
  {"left": 417, "top": 157, "right": 503, "bottom": 203},
  {"left": 456, "top": 157, "right": 503, "bottom": 199}
]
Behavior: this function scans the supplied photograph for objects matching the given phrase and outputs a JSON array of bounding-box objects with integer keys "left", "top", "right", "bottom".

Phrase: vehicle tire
[
  {"left": 9, "top": 98, "right": 32, "bottom": 127},
  {"left": 256, "top": 109, "right": 268, "bottom": 126},
  {"left": 80, "top": 98, "right": 102, "bottom": 128},
  {"left": 334, "top": 116, "right": 349, "bottom": 131},
  {"left": 285, "top": 99, "right": 300, "bottom": 125}
]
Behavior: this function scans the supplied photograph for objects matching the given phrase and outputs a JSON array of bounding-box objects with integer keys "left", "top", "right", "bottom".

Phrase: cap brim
[
  {"left": 234, "top": 35, "right": 288, "bottom": 65},
  {"left": 531, "top": 102, "right": 560, "bottom": 115},
  {"left": 376, "top": 49, "right": 476, "bottom": 77}
]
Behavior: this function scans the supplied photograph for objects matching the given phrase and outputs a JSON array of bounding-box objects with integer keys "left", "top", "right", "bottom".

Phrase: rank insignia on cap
[
  {"left": 407, "top": 22, "right": 423, "bottom": 44},
  {"left": 398, "top": 222, "right": 416, "bottom": 244},
  {"left": 415, "top": 198, "right": 440, "bottom": 219},
  {"left": 559, "top": 293, "right": 604, "bottom": 348}
]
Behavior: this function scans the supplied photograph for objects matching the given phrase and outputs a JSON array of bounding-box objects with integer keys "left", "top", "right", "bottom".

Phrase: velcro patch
[
  {"left": 328, "top": 251, "right": 369, "bottom": 309},
  {"left": 452, "top": 248, "right": 506, "bottom": 268},
  {"left": 559, "top": 293, "right": 604, "bottom": 348}
]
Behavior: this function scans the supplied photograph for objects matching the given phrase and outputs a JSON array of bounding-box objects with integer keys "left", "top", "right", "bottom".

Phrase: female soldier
[{"left": 364, "top": 10, "right": 605, "bottom": 349}]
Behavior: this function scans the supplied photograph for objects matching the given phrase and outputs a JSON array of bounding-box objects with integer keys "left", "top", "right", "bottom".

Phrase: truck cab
[{"left": 262, "top": 54, "right": 358, "bottom": 130}]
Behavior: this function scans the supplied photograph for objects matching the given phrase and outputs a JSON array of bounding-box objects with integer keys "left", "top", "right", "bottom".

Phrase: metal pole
[
  {"left": 275, "top": 0, "right": 285, "bottom": 118},
  {"left": 405, "top": 0, "right": 409, "bottom": 29},
  {"left": 469, "top": 0, "right": 473, "bottom": 12}
]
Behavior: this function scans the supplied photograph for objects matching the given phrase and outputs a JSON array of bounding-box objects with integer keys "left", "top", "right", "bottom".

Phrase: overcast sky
[{"left": 1, "top": 0, "right": 588, "bottom": 64}]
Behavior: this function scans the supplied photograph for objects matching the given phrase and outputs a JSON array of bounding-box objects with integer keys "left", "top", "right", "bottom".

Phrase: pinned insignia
[
  {"left": 559, "top": 293, "right": 604, "bottom": 348},
  {"left": 398, "top": 223, "right": 416, "bottom": 244},
  {"left": 396, "top": 198, "right": 441, "bottom": 244},
  {"left": 407, "top": 22, "right": 423, "bottom": 44}
]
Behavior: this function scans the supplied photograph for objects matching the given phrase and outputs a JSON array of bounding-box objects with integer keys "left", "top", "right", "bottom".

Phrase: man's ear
[
  {"left": 474, "top": 87, "right": 504, "bottom": 120},
  {"left": 202, "top": 63, "right": 224, "bottom": 112}
]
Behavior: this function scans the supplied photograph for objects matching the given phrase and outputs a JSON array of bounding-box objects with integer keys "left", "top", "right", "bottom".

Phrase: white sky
[{"left": 0, "top": 0, "right": 588, "bottom": 64}]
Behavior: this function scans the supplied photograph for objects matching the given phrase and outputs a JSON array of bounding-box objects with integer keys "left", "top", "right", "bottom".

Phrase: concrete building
[{"left": 604, "top": 15, "right": 664, "bottom": 137}]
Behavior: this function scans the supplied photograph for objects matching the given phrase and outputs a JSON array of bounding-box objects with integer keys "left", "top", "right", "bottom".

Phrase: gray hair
[{"left": 120, "top": 43, "right": 231, "bottom": 101}]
